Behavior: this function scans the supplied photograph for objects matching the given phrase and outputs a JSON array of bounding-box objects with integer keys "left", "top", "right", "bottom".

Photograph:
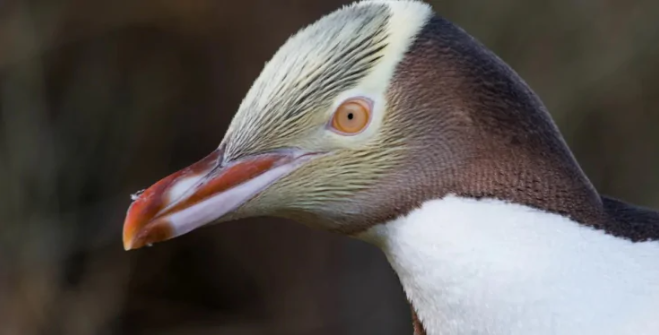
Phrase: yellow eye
[{"left": 330, "top": 98, "right": 371, "bottom": 135}]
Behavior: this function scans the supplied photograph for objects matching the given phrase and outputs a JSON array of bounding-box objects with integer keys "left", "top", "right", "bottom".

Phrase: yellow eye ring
[{"left": 330, "top": 98, "right": 372, "bottom": 135}]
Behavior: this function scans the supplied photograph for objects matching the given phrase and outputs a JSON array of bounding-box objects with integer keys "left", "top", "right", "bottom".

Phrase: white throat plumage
[{"left": 359, "top": 195, "right": 659, "bottom": 335}]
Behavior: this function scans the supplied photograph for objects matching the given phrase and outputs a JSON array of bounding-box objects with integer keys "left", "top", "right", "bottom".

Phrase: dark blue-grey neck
[{"left": 382, "top": 15, "right": 659, "bottom": 335}]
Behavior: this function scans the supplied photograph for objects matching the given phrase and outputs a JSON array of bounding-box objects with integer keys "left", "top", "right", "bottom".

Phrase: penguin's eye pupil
[{"left": 330, "top": 98, "right": 372, "bottom": 135}]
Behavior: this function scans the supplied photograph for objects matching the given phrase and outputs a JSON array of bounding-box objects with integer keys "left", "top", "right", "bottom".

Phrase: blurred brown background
[{"left": 1, "top": 0, "right": 658, "bottom": 334}]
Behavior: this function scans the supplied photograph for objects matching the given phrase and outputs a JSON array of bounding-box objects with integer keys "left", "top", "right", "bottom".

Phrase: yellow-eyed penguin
[{"left": 122, "top": 1, "right": 659, "bottom": 334}]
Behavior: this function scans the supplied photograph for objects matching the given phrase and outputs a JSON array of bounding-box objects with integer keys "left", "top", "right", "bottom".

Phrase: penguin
[{"left": 122, "top": 1, "right": 659, "bottom": 334}]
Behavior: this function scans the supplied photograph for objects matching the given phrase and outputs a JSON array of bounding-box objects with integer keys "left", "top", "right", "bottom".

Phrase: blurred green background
[{"left": 1, "top": 0, "right": 658, "bottom": 334}]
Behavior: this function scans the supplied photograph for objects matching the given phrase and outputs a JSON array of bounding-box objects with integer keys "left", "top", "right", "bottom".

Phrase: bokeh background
[{"left": 1, "top": 0, "right": 658, "bottom": 334}]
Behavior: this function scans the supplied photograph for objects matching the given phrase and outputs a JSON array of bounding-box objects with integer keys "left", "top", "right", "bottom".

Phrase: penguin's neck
[{"left": 359, "top": 195, "right": 659, "bottom": 335}]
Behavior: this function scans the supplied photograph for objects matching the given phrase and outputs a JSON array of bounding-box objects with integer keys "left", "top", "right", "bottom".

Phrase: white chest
[{"left": 359, "top": 196, "right": 659, "bottom": 335}]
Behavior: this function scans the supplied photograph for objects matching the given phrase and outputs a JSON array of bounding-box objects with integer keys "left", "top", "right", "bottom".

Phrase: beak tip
[
  {"left": 122, "top": 228, "right": 137, "bottom": 251},
  {"left": 120, "top": 149, "right": 224, "bottom": 251},
  {"left": 122, "top": 235, "right": 135, "bottom": 251},
  {"left": 122, "top": 220, "right": 174, "bottom": 251},
  {"left": 122, "top": 214, "right": 140, "bottom": 251}
]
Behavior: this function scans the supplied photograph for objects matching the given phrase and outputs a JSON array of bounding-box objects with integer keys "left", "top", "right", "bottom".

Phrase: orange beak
[{"left": 122, "top": 147, "right": 319, "bottom": 250}]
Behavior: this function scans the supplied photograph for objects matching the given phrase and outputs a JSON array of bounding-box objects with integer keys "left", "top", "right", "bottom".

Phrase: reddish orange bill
[{"left": 122, "top": 148, "right": 304, "bottom": 250}]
